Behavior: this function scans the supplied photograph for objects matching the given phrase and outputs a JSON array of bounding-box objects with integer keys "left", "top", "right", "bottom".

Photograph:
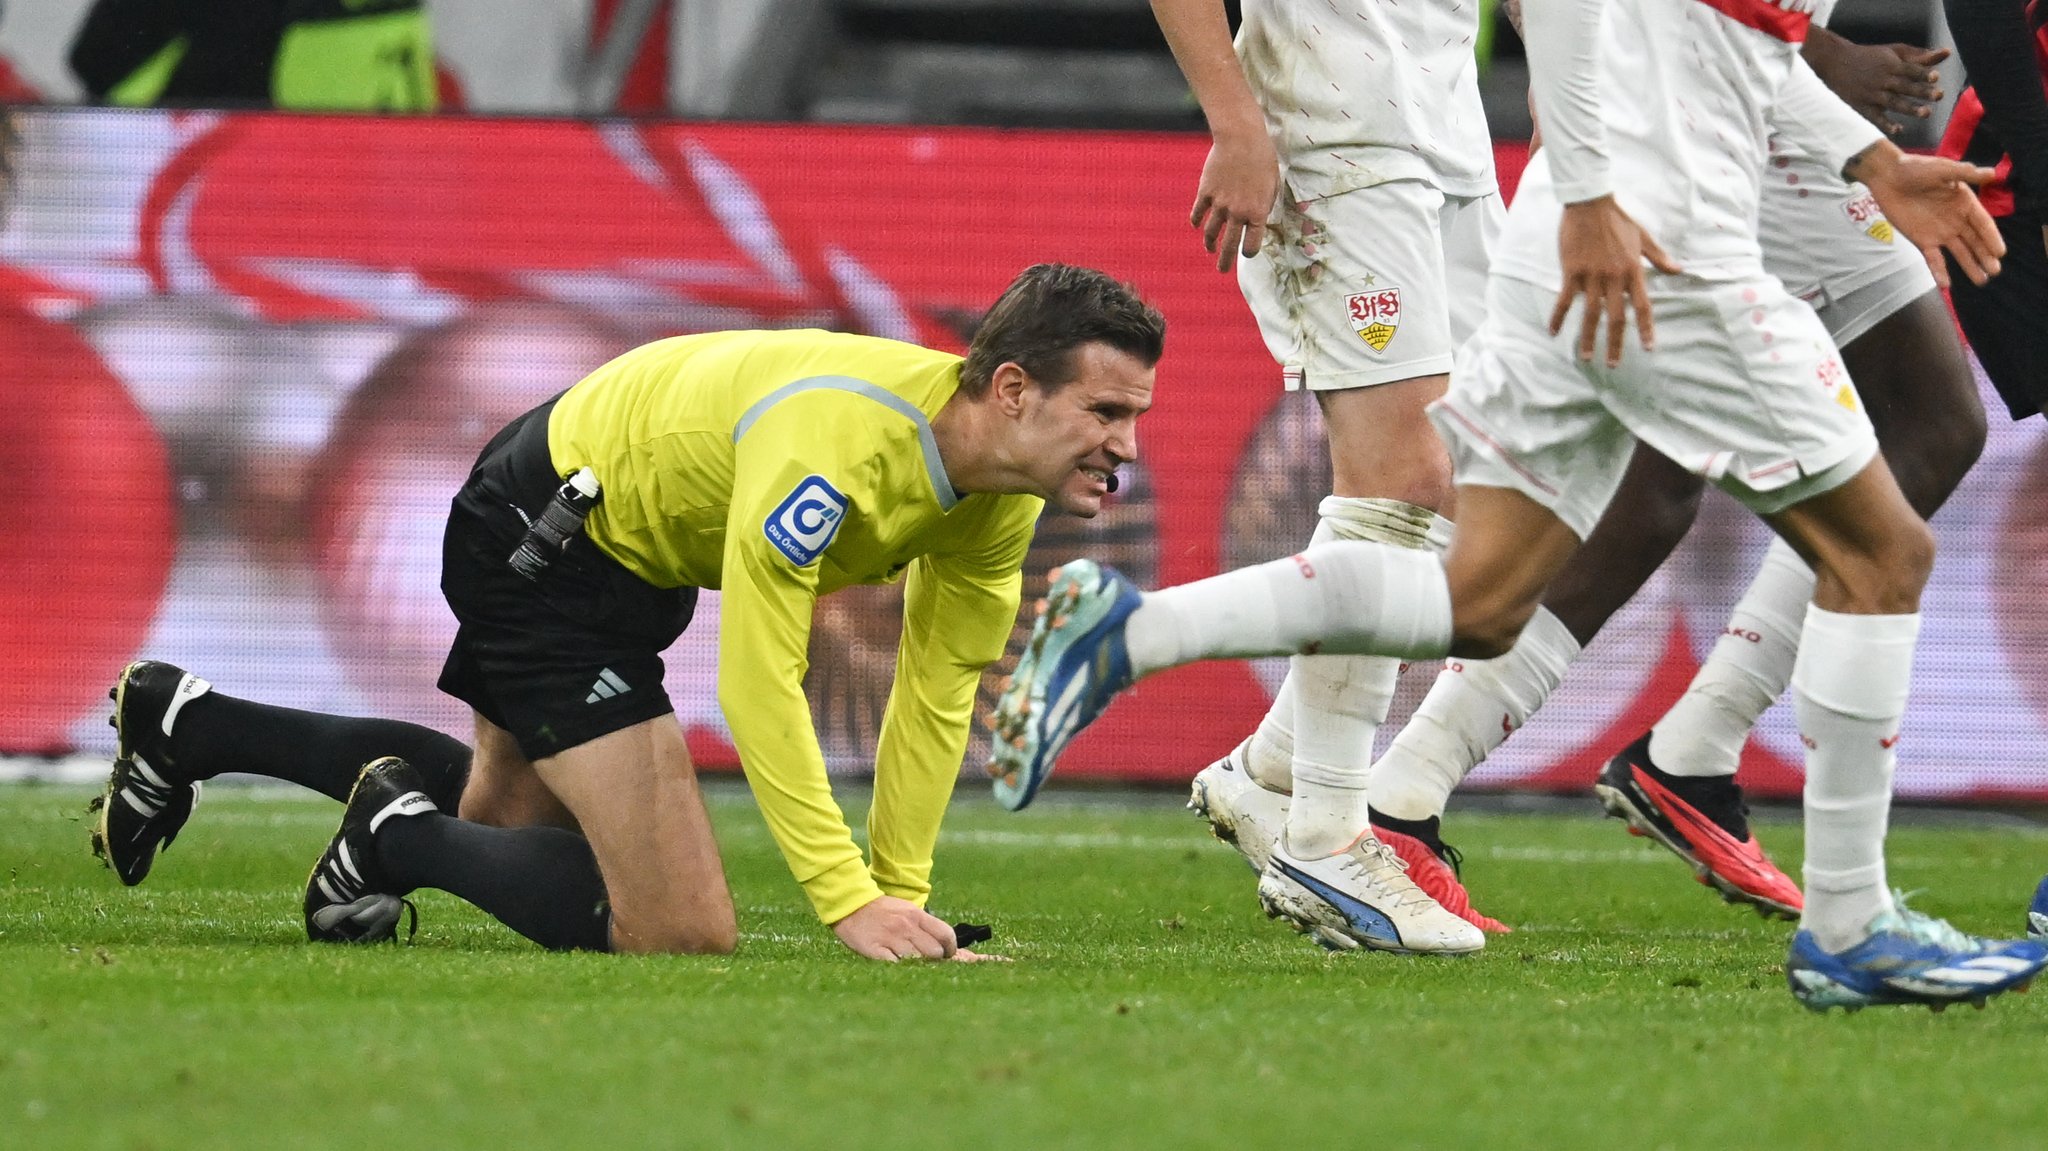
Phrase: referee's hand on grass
[{"left": 833, "top": 895, "right": 962, "bottom": 962}]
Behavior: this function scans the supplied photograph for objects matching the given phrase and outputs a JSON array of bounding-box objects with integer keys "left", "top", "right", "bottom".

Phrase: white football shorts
[
  {"left": 1759, "top": 132, "right": 1936, "bottom": 347},
  {"left": 1238, "top": 178, "right": 1503, "bottom": 391},
  {"left": 1432, "top": 273, "right": 1879, "bottom": 540}
]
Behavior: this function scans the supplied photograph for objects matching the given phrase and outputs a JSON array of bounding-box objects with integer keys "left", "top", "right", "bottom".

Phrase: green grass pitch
[{"left": 4, "top": 780, "right": 2046, "bottom": 1150}]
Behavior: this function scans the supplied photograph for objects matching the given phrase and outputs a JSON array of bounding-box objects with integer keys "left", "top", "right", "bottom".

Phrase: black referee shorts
[
  {"left": 436, "top": 397, "right": 698, "bottom": 761},
  {"left": 1949, "top": 213, "right": 2048, "bottom": 422}
]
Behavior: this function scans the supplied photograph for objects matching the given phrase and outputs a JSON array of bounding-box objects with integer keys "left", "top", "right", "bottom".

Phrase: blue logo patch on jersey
[{"left": 765, "top": 475, "right": 848, "bottom": 566}]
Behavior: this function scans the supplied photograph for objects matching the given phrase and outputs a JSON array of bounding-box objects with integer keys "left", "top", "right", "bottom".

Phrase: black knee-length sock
[
  {"left": 376, "top": 813, "right": 611, "bottom": 952},
  {"left": 170, "top": 695, "right": 471, "bottom": 808}
]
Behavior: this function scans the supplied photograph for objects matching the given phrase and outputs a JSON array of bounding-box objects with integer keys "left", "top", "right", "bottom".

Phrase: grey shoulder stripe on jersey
[{"left": 732, "top": 374, "right": 959, "bottom": 511}]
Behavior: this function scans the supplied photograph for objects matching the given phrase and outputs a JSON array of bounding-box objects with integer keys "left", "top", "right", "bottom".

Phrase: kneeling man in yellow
[{"left": 89, "top": 263, "right": 1165, "bottom": 962}]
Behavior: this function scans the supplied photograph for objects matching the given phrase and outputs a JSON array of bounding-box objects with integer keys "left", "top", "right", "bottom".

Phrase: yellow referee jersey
[{"left": 546, "top": 330, "right": 1042, "bottom": 923}]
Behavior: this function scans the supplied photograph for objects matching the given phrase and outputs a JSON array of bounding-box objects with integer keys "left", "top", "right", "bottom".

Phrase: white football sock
[
  {"left": 1287, "top": 497, "right": 1445, "bottom": 857},
  {"left": 1649, "top": 538, "right": 1813, "bottom": 776},
  {"left": 1368, "top": 606, "right": 1583, "bottom": 822},
  {"left": 1121, "top": 539, "right": 1454, "bottom": 677},
  {"left": 1241, "top": 685, "right": 1298, "bottom": 794},
  {"left": 1241, "top": 502, "right": 1454, "bottom": 800},
  {"left": 1240, "top": 517, "right": 1348, "bottom": 797},
  {"left": 1793, "top": 604, "right": 1916, "bottom": 953}
]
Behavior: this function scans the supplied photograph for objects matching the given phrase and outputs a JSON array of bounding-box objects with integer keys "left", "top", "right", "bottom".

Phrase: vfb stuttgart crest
[
  {"left": 1346, "top": 288, "right": 1401, "bottom": 352},
  {"left": 1816, "top": 355, "right": 1859, "bottom": 412},
  {"left": 1842, "top": 191, "right": 1895, "bottom": 244}
]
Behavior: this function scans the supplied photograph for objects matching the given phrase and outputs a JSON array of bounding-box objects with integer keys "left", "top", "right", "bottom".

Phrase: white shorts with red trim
[
  {"left": 1432, "top": 274, "right": 1878, "bottom": 539},
  {"left": 1760, "top": 133, "right": 1937, "bottom": 346},
  {"left": 1238, "top": 179, "right": 1503, "bottom": 392}
]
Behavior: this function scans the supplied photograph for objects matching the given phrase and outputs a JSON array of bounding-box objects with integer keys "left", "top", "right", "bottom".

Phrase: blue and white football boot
[
  {"left": 2028, "top": 875, "right": 2048, "bottom": 943},
  {"left": 1786, "top": 899, "right": 2048, "bottom": 1013},
  {"left": 988, "top": 560, "right": 1141, "bottom": 811},
  {"left": 1257, "top": 833, "right": 1486, "bottom": 955}
]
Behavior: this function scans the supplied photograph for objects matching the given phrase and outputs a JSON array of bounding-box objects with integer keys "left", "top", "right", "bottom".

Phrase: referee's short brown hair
[{"left": 958, "top": 264, "right": 1165, "bottom": 397}]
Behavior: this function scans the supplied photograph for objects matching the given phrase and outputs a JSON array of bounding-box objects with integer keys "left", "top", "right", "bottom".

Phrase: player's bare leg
[
  {"left": 1253, "top": 484, "right": 1572, "bottom": 952},
  {"left": 1196, "top": 373, "right": 1489, "bottom": 946},
  {"left": 1270, "top": 376, "right": 1483, "bottom": 946},
  {"left": 1755, "top": 457, "right": 2043, "bottom": 1011},
  {"left": 1537, "top": 450, "right": 1703, "bottom": 645},
  {"left": 1436, "top": 486, "right": 1584, "bottom": 657},
  {"left": 1766, "top": 459, "right": 1932, "bottom": 950},
  {"left": 1649, "top": 291, "right": 1981, "bottom": 775},
  {"left": 1260, "top": 375, "right": 1453, "bottom": 852},
  {"left": 1323, "top": 375, "right": 1459, "bottom": 506},
  {"left": 1855, "top": 294, "right": 1988, "bottom": 517}
]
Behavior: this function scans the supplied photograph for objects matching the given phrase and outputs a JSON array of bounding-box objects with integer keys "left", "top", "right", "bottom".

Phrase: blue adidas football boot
[
  {"left": 1786, "top": 900, "right": 2048, "bottom": 1013},
  {"left": 987, "top": 560, "right": 1140, "bottom": 811},
  {"left": 2028, "top": 875, "right": 2047, "bottom": 943}
]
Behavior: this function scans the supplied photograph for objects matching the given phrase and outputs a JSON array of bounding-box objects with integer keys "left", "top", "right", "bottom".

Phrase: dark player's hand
[
  {"left": 1550, "top": 196, "right": 1682, "bottom": 367},
  {"left": 1849, "top": 144, "right": 2005, "bottom": 287},
  {"left": 1807, "top": 36, "right": 1948, "bottom": 135},
  {"left": 832, "top": 895, "right": 959, "bottom": 961},
  {"left": 1191, "top": 127, "right": 1281, "bottom": 272}
]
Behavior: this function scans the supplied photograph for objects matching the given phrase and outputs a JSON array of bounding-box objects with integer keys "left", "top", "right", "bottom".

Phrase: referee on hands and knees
[{"left": 90, "top": 263, "right": 1164, "bottom": 962}]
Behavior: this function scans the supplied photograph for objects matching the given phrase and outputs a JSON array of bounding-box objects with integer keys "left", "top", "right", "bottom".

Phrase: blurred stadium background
[{"left": 2, "top": 0, "right": 2043, "bottom": 806}]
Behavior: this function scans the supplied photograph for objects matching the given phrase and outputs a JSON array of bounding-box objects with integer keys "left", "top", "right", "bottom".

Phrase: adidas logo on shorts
[{"left": 585, "top": 668, "right": 632, "bottom": 704}]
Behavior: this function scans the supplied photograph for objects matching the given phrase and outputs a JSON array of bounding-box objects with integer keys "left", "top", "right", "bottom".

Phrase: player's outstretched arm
[
  {"left": 1766, "top": 53, "right": 2000, "bottom": 285},
  {"left": 1801, "top": 27, "right": 1947, "bottom": 136},
  {"left": 1846, "top": 142, "right": 2006, "bottom": 287},
  {"left": 1151, "top": 0, "right": 1279, "bottom": 271}
]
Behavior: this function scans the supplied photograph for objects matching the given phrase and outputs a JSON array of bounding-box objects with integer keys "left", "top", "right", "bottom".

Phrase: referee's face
[{"left": 1019, "top": 342, "right": 1154, "bottom": 517}]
